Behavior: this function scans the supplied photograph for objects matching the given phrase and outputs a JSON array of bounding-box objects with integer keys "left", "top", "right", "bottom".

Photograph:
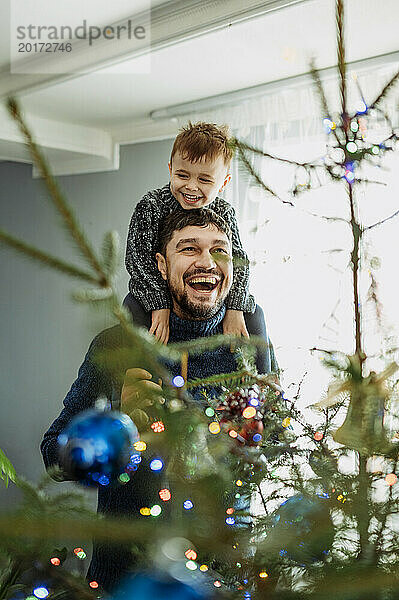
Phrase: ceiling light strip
[{"left": 150, "top": 50, "right": 399, "bottom": 120}]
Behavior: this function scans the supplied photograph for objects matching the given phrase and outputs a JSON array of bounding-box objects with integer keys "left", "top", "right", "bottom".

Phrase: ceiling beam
[
  {"left": 0, "top": 0, "right": 308, "bottom": 100},
  {"left": 0, "top": 104, "right": 119, "bottom": 175}
]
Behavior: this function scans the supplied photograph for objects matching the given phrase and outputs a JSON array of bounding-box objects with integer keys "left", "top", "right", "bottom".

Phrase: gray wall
[{"left": 0, "top": 139, "right": 171, "bottom": 508}]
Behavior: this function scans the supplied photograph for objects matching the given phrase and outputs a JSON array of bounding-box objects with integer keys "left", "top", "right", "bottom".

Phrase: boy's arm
[
  {"left": 125, "top": 193, "right": 172, "bottom": 312},
  {"left": 220, "top": 203, "right": 255, "bottom": 313}
]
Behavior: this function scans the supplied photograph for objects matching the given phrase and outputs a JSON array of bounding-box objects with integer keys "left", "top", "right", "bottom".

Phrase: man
[{"left": 41, "top": 208, "right": 278, "bottom": 591}]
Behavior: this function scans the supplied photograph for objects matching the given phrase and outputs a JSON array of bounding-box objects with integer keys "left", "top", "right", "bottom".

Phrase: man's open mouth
[{"left": 186, "top": 275, "right": 219, "bottom": 292}]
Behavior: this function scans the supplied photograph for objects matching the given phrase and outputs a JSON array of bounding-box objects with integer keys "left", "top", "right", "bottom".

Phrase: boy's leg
[
  {"left": 244, "top": 305, "right": 276, "bottom": 375},
  {"left": 122, "top": 293, "right": 152, "bottom": 330}
]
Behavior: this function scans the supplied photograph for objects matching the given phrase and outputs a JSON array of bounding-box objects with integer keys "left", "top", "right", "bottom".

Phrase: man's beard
[
  {"left": 170, "top": 286, "right": 225, "bottom": 320},
  {"left": 167, "top": 267, "right": 227, "bottom": 320}
]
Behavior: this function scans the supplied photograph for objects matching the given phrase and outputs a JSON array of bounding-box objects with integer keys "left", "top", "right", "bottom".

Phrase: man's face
[
  {"left": 169, "top": 152, "right": 231, "bottom": 210},
  {"left": 156, "top": 224, "right": 233, "bottom": 320}
]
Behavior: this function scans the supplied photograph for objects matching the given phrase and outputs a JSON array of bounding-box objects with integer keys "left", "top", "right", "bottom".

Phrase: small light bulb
[
  {"left": 150, "top": 458, "right": 163, "bottom": 471},
  {"left": 209, "top": 422, "right": 221, "bottom": 434},
  {"left": 385, "top": 473, "right": 397, "bottom": 486},
  {"left": 150, "top": 504, "right": 162, "bottom": 516},
  {"left": 242, "top": 406, "right": 256, "bottom": 419},
  {"left": 346, "top": 141, "right": 358, "bottom": 153},
  {"left": 172, "top": 375, "right": 185, "bottom": 388},
  {"left": 134, "top": 440, "right": 147, "bottom": 451}
]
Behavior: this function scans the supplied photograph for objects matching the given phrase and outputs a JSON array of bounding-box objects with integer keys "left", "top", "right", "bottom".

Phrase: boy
[{"left": 125, "top": 122, "right": 258, "bottom": 344}]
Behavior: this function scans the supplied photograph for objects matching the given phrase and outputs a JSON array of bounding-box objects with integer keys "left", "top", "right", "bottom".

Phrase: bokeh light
[{"left": 172, "top": 375, "right": 185, "bottom": 388}]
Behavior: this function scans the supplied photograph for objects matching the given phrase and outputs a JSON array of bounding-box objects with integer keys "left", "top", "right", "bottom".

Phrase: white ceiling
[{"left": 0, "top": 0, "right": 398, "bottom": 176}]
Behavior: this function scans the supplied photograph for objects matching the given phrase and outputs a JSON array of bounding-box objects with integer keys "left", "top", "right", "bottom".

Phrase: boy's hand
[
  {"left": 223, "top": 309, "right": 249, "bottom": 338},
  {"left": 149, "top": 308, "right": 170, "bottom": 344}
]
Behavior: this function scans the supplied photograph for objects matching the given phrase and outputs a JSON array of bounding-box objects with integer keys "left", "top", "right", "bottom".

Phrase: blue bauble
[
  {"left": 58, "top": 409, "right": 139, "bottom": 487},
  {"left": 273, "top": 494, "right": 333, "bottom": 564},
  {"left": 111, "top": 573, "right": 209, "bottom": 600}
]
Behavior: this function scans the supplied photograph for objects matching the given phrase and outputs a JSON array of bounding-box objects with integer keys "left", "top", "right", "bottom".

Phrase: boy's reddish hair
[{"left": 170, "top": 121, "right": 233, "bottom": 166}]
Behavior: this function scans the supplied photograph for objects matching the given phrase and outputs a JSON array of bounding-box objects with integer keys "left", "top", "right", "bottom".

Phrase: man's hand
[
  {"left": 149, "top": 309, "right": 170, "bottom": 344},
  {"left": 223, "top": 309, "right": 249, "bottom": 337},
  {"left": 121, "top": 368, "right": 163, "bottom": 430}
]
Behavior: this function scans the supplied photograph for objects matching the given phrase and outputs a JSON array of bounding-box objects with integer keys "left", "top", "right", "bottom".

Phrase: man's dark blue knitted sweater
[{"left": 41, "top": 302, "right": 277, "bottom": 592}]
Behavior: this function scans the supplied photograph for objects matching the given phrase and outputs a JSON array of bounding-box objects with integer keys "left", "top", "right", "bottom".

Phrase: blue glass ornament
[
  {"left": 58, "top": 409, "right": 139, "bottom": 486},
  {"left": 273, "top": 494, "right": 333, "bottom": 564},
  {"left": 111, "top": 573, "right": 208, "bottom": 600}
]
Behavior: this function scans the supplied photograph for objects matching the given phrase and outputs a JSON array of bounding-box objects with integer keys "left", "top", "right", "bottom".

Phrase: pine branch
[
  {"left": 336, "top": 0, "right": 347, "bottom": 118},
  {"left": 0, "top": 449, "right": 17, "bottom": 488},
  {"left": 0, "top": 229, "right": 99, "bottom": 284},
  {"left": 309, "top": 59, "right": 333, "bottom": 122},
  {"left": 234, "top": 141, "right": 294, "bottom": 206},
  {"left": 101, "top": 230, "right": 120, "bottom": 278},
  {"left": 6, "top": 98, "right": 107, "bottom": 286},
  {"left": 0, "top": 513, "right": 235, "bottom": 554},
  {"left": 364, "top": 208, "right": 399, "bottom": 231},
  {"left": 233, "top": 139, "right": 320, "bottom": 169},
  {"left": 368, "top": 69, "right": 399, "bottom": 111},
  {"left": 169, "top": 333, "right": 272, "bottom": 355},
  {"left": 113, "top": 306, "right": 181, "bottom": 397},
  {"left": 1, "top": 101, "right": 175, "bottom": 395},
  {"left": 185, "top": 369, "right": 248, "bottom": 390}
]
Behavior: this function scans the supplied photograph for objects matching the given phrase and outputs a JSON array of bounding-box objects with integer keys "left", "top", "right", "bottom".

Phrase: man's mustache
[{"left": 183, "top": 268, "right": 222, "bottom": 282}]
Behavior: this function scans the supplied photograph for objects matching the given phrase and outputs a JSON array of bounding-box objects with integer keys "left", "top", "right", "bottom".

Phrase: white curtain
[{"left": 176, "top": 62, "right": 399, "bottom": 409}]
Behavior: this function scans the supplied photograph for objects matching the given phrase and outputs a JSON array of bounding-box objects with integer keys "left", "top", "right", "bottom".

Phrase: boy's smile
[{"left": 169, "top": 151, "right": 231, "bottom": 210}]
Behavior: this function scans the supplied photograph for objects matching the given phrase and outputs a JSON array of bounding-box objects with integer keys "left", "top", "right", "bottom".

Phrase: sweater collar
[{"left": 169, "top": 305, "right": 226, "bottom": 341}]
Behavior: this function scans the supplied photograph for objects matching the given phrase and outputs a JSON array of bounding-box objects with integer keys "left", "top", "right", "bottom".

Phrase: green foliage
[
  {"left": 0, "top": 449, "right": 16, "bottom": 488},
  {"left": 2, "top": 1, "right": 399, "bottom": 597},
  {"left": 101, "top": 230, "right": 121, "bottom": 279}
]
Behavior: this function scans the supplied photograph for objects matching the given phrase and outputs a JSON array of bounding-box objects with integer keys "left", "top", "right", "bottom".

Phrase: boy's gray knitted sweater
[{"left": 125, "top": 183, "right": 255, "bottom": 313}]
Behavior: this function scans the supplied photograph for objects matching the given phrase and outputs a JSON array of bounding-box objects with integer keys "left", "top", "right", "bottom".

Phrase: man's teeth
[{"left": 189, "top": 276, "right": 218, "bottom": 284}]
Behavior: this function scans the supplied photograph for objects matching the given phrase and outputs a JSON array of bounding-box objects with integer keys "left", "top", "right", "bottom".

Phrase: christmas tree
[{"left": 1, "top": 1, "right": 399, "bottom": 598}]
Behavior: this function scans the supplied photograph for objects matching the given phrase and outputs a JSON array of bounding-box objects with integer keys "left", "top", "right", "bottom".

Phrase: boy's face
[{"left": 169, "top": 151, "right": 231, "bottom": 210}]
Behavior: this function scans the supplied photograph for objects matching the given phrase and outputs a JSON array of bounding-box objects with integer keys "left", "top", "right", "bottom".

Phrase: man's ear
[
  {"left": 168, "top": 161, "right": 172, "bottom": 175},
  {"left": 219, "top": 173, "right": 231, "bottom": 192},
  {"left": 156, "top": 252, "right": 167, "bottom": 280}
]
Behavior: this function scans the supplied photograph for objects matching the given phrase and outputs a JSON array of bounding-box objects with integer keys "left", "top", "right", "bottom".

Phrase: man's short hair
[
  {"left": 157, "top": 208, "right": 232, "bottom": 256},
  {"left": 170, "top": 122, "right": 234, "bottom": 167}
]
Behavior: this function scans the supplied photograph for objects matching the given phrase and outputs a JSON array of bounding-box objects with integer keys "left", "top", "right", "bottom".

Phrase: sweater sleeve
[
  {"left": 125, "top": 192, "right": 172, "bottom": 312},
  {"left": 217, "top": 202, "right": 255, "bottom": 313},
  {"left": 40, "top": 333, "right": 113, "bottom": 477}
]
